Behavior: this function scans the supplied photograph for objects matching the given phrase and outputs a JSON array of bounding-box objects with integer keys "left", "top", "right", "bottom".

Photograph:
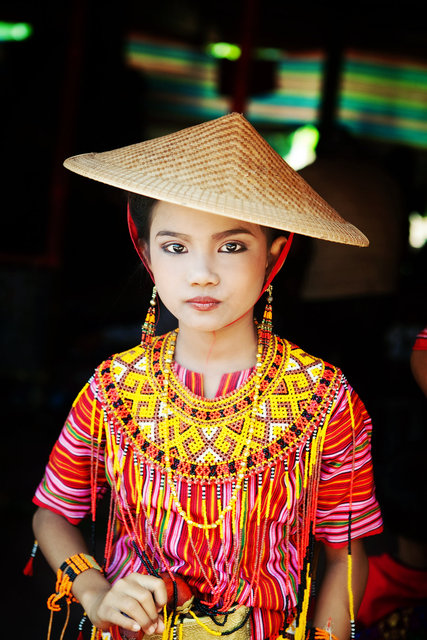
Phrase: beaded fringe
[
  {"left": 40, "top": 338, "right": 356, "bottom": 640},
  {"left": 97, "top": 392, "right": 342, "bottom": 639}
]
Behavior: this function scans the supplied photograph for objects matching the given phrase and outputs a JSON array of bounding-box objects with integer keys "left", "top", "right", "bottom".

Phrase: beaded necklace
[
  {"left": 154, "top": 327, "right": 276, "bottom": 612},
  {"left": 161, "top": 329, "right": 264, "bottom": 530},
  {"left": 94, "top": 331, "right": 343, "bottom": 636}
]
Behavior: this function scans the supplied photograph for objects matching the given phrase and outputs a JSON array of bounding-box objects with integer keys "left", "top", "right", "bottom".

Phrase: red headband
[{"left": 127, "top": 202, "right": 294, "bottom": 297}]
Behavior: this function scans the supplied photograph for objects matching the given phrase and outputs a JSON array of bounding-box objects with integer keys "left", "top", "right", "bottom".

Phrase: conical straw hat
[{"left": 64, "top": 112, "right": 368, "bottom": 246}]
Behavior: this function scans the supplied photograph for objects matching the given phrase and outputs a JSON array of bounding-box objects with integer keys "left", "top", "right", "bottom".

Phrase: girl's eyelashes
[
  {"left": 162, "top": 242, "right": 187, "bottom": 254},
  {"left": 160, "top": 241, "right": 247, "bottom": 254},
  {"left": 219, "top": 241, "right": 247, "bottom": 253}
]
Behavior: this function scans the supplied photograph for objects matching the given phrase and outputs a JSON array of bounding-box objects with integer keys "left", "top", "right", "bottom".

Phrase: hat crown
[{"left": 101, "top": 114, "right": 286, "bottom": 197}]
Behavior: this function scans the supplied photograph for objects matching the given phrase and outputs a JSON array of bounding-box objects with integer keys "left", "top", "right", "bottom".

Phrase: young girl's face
[{"left": 144, "top": 201, "right": 286, "bottom": 334}]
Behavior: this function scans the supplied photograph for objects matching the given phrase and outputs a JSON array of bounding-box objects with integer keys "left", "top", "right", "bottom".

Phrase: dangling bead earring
[
  {"left": 141, "top": 285, "right": 157, "bottom": 345},
  {"left": 260, "top": 284, "right": 273, "bottom": 348}
]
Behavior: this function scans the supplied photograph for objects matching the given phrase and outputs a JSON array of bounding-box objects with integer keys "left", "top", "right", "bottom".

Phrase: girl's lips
[{"left": 186, "top": 297, "right": 221, "bottom": 310}]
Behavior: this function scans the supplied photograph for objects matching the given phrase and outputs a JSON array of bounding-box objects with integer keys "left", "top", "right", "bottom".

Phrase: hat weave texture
[{"left": 64, "top": 113, "right": 368, "bottom": 246}]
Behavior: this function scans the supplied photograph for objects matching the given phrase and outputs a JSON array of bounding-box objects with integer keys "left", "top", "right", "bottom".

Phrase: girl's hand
[
  {"left": 83, "top": 573, "right": 168, "bottom": 634},
  {"left": 31, "top": 511, "right": 167, "bottom": 634}
]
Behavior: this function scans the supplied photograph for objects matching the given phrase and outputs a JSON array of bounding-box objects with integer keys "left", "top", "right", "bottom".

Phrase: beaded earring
[
  {"left": 260, "top": 284, "right": 273, "bottom": 347},
  {"left": 141, "top": 285, "right": 157, "bottom": 345}
]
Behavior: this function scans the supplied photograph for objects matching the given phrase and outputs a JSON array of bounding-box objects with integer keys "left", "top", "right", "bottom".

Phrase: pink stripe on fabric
[{"left": 173, "top": 363, "right": 254, "bottom": 397}]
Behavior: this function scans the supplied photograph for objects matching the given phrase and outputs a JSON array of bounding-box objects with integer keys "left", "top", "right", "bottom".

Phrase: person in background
[
  {"left": 411, "top": 327, "right": 427, "bottom": 397},
  {"left": 356, "top": 327, "right": 427, "bottom": 639}
]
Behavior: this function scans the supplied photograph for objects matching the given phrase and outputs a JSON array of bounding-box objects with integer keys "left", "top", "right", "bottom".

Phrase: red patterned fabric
[
  {"left": 357, "top": 553, "right": 427, "bottom": 627},
  {"left": 174, "top": 362, "right": 253, "bottom": 398}
]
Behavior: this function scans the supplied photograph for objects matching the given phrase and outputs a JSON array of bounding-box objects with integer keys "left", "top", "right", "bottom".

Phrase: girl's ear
[
  {"left": 266, "top": 235, "right": 288, "bottom": 278},
  {"left": 139, "top": 239, "right": 150, "bottom": 264}
]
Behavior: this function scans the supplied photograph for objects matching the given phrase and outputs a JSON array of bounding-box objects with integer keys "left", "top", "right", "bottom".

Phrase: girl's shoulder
[
  {"left": 95, "top": 333, "right": 168, "bottom": 375},
  {"left": 93, "top": 333, "right": 172, "bottom": 405},
  {"left": 275, "top": 333, "right": 342, "bottom": 380}
]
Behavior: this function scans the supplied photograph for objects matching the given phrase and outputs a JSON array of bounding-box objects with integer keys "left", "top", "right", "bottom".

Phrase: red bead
[{"left": 159, "top": 571, "right": 194, "bottom": 608}]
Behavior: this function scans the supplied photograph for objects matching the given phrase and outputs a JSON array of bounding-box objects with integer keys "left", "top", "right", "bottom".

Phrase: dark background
[{"left": 1, "top": 1, "right": 427, "bottom": 637}]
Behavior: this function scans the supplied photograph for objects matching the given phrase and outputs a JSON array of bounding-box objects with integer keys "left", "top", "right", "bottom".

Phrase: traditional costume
[{"left": 32, "top": 114, "right": 382, "bottom": 640}]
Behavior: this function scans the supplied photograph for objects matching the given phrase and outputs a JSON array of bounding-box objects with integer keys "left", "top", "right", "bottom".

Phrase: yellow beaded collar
[{"left": 95, "top": 332, "right": 340, "bottom": 483}]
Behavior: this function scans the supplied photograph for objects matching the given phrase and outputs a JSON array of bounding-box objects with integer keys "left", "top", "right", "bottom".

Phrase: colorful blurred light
[
  {"left": 0, "top": 21, "right": 33, "bottom": 41},
  {"left": 409, "top": 212, "right": 427, "bottom": 248},
  {"left": 206, "top": 42, "right": 241, "bottom": 61},
  {"left": 284, "top": 124, "right": 320, "bottom": 170}
]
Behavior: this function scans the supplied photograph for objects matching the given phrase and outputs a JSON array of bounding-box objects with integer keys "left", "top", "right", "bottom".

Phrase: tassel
[
  {"left": 23, "top": 555, "right": 35, "bottom": 577},
  {"left": 260, "top": 285, "right": 273, "bottom": 347},
  {"left": 295, "top": 562, "right": 312, "bottom": 640},
  {"left": 23, "top": 539, "right": 38, "bottom": 576},
  {"left": 77, "top": 613, "right": 88, "bottom": 639},
  {"left": 141, "top": 285, "right": 157, "bottom": 345},
  {"left": 346, "top": 385, "right": 356, "bottom": 639}
]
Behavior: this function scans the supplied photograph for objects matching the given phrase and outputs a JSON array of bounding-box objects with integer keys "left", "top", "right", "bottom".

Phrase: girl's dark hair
[
  {"left": 127, "top": 192, "right": 158, "bottom": 243},
  {"left": 265, "top": 226, "right": 284, "bottom": 247},
  {"left": 127, "top": 192, "right": 285, "bottom": 247}
]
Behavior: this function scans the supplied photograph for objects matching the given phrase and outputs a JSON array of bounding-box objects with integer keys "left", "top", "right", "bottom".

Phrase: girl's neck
[{"left": 174, "top": 314, "right": 258, "bottom": 378}]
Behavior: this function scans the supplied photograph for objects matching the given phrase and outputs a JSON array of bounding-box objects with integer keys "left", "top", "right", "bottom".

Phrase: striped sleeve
[
  {"left": 33, "top": 378, "right": 107, "bottom": 524},
  {"left": 315, "top": 382, "right": 383, "bottom": 546}
]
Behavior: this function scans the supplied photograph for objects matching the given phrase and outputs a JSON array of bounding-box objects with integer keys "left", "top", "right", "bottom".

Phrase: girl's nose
[{"left": 188, "top": 255, "right": 219, "bottom": 287}]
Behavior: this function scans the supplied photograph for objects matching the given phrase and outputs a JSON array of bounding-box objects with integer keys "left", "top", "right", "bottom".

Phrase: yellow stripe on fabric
[
  {"left": 155, "top": 480, "right": 165, "bottom": 530},
  {"left": 348, "top": 551, "right": 355, "bottom": 626},
  {"left": 303, "top": 444, "right": 309, "bottom": 490},
  {"left": 135, "top": 460, "right": 143, "bottom": 516},
  {"left": 72, "top": 382, "right": 89, "bottom": 408},
  {"left": 265, "top": 467, "right": 275, "bottom": 519},
  {"left": 285, "top": 469, "right": 292, "bottom": 511},
  {"left": 90, "top": 395, "right": 97, "bottom": 439},
  {"left": 239, "top": 478, "right": 247, "bottom": 532},
  {"left": 146, "top": 469, "right": 154, "bottom": 519},
  {"left": 187, "top": 610, "right": 222, "bottom": 636},
  {"left": 163, "top": 490, "right": 173, "bottom": 532},
  {"left": 295, "top": 458, "right": 302, "bottom": 499},
  {"left": 346, "top": 387, "right": 356, "bottom": 628}
]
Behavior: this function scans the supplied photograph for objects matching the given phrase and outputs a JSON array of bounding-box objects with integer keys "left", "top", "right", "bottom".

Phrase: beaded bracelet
[{"left": 47, "top": 553, "right": 102, "bottom": 612}]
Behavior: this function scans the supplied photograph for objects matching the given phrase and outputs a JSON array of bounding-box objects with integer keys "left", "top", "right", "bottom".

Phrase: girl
[{"left": 32, "top": 113, "right": 382, "bottom": 640}]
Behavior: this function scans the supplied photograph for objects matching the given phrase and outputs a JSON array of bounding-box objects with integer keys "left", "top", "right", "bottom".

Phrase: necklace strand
[{"left": 161, "top": 329, "right": 264, "bottom": 530}]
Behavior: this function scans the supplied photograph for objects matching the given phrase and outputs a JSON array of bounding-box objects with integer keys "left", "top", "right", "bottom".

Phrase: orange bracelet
[
  {"left": 47, "top": 553, "right": 102, "bottom": 612},
  {"left": 306, "top": 629, "right": 339, "bottom": 640}
]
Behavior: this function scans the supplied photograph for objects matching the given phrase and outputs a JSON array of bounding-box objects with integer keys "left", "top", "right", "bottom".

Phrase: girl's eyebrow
[
  {"left": 155, "top": 228, "right": 255, "bottom": 240},
  {"left": 155, "top": 230, "right": 191, "bottom": 240},
  {"left": 212, "top": 228, "right": 255, "bottom": 241}
]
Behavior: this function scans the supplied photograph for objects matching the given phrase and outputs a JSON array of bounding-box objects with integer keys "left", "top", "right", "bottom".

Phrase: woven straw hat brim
[{"left": 64, "top": 113, "right": 368, "bottom": 247}]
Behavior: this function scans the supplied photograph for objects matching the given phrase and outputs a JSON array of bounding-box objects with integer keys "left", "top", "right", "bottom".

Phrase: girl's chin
[{"left": 178, "top": 314, "right": 252, "bottom": 335}]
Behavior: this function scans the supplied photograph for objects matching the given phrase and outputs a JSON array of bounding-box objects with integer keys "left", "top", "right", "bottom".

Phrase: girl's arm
[
  {"left": 33, "top": 507, "right": 167, "bottom": 634},
  {"left": 312, "top": 539, "right": 368, "bottom": 640}
]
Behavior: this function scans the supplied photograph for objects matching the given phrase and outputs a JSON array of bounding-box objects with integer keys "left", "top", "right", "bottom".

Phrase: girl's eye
[
  {"left": 163, "top": 243, "right": 187, "bottom": 254},
  {"left": 219, "top": 242, "right": 245, "bottom": 253}
]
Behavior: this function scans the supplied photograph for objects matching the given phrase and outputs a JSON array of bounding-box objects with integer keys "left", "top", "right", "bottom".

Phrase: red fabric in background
[
  {"left": 357, "top": 553, "right": 427, "bottom": 627},
  {"left": 413, "top": 327, "right": 427, "bottom": 351}
]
